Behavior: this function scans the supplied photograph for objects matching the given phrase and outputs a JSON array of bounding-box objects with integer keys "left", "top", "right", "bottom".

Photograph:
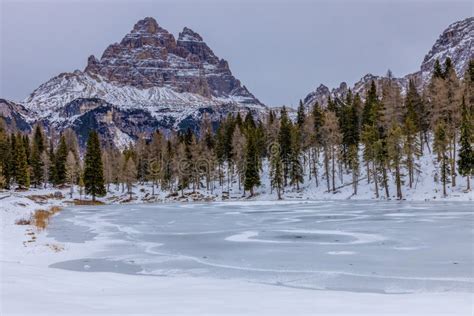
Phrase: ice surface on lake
[{"left": 47, "top": 201, "right": 474, "bottom": 294}]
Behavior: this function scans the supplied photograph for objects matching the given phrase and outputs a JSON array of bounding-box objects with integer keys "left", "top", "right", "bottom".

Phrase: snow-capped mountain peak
[{"left": 16, "top": 17, "right": 266, "bottom": 147}]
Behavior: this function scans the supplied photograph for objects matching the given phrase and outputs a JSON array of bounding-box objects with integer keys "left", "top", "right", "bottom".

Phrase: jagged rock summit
[
  {"left": 12, "top": 17, "right": 265, "bottom": 147},
  {"left": 83, "top": 17, "right": 256, "bottom": 101}
]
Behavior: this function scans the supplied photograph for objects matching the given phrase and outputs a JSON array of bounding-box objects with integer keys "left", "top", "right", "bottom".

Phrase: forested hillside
[{"left": 0, "top": 59, "right": 472, "bottom": 201}]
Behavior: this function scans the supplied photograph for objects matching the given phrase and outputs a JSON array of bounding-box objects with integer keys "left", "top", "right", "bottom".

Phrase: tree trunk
[
  {"left": 352, "top": 170, "right": 358, "bottom": 195},
  {"left": 324, "top": 148, "right": 330, "bottom": 192},
  {"left": 451, "top": 138, "right": 456, "bottom": 187},
  {"left": 331, "top": 147, "right": 336, "bottom": 193},
  {"left": 408, "top": 156, "right": 413, "bottom": 189},
  {"left": 366, "top": 161, "right": 370, "bottom": 184},
  {"left": 419, "top": 130, "right": 424, "bottom": 153},
  {"left": 395, "top": 165, "right": 402, "bottom": 200},
  {"left": 424, "top": 132, "right": 431, "bottom": 154},
  {"left": 313, "top": 149, "right": 319, "bottom": 188},
  {"left": 372, "top": 162, "right": 379, "bottom": 199},
  {"left": 382, "top": 165, "right": 390, "bottom": 199},
  {"left": 442, "top": 157, "right": 447, "bottom": 197}
]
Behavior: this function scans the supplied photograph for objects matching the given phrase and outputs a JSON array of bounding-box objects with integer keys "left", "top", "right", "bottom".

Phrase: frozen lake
[{"left": 47, "top": 200, "right": 474, "bottom": 294}]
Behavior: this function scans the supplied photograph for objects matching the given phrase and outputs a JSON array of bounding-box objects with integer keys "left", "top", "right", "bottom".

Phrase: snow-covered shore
[{"left": 1, "top": 188, "right": 473, "bottom": 315}]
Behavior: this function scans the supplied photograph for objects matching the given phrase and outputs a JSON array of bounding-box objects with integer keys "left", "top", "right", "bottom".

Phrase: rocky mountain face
[
  {"left": 0, "top": 99, "right": 31, "bottom": 133},
  {"left": 2, "top": 17, "right": 265, "bottom": 148},
  {"left": 302, "top": 17, "right": 473, "bottom": 109},
  {"left": 84, "top": 18, "right": 258, "bottom": 102},
  {"left": 419, "top": 17, "right": 473, "bottom": 83}
]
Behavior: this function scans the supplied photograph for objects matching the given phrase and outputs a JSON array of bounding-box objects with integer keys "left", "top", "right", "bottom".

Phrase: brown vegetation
[
  {"left": 31, "top": 206, "right": 62, "bottom": 230},
  {"left": 73, "top": 199, "right": 105, "bottom": 206}
]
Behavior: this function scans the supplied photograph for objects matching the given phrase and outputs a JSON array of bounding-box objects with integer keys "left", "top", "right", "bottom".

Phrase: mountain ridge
[
  {"left": 302, "top": 17, "right": 473, "bottom": 109},
  {"left": 1, "top": 16, "right": 472, "bottom": 147},
  {"left": 4, "top": 17, "right": 267, "bottom": 147}
]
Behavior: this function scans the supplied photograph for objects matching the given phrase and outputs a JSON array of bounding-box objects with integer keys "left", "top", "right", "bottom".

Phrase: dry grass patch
[
  {"left": 73, "top": 199, "right": 105, "bottom": 206},
  {"left": 32, "top": 206, "right": 62, "bottom": 230}
]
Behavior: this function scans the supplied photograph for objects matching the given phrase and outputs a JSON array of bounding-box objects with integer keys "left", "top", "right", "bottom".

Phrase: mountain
[
  {"left": 2, "top": 17, "right": 265, "bottom": 147},
  {"left": 302, "top": 17, "right": 473, "bottom": 108},
  {"left": 0, "top": 99, "right": 32, "bottom": 133}
]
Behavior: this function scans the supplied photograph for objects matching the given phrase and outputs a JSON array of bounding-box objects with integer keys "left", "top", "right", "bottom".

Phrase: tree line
[{"left": 0, "top": 58, "right": 472, "bottom": 200}]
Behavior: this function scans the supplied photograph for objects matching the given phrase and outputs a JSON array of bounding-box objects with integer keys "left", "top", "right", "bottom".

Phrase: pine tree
[
  {"left": 457, "top": 97, "right": 473, "bottom": 190},
  {"left": 361, "top": 125, "right": 379, "bottom": 198},
  {"left": 0, "top": 165, "right": 6, "bottom": 189},
  {"left": 10, "top": 134, "right": 18, "bottom": 184},
  {"left": 15, "top": 133, "right": 30, "bottom": 189},
  {"left": 434, "top": 123, "right": 450, "bottom": 197},
  {"left": 270, "top": 145, "right": 284, "bottom": 199},
  {"left": 433, "top": 59, "right": 444, "bottom": 79},
  {"left": 83, "top": 131, "right": 106, "bottom": 201},
  {"left": 296, "top": 100, "right": 306, "bottom": 128},
  {"left": 403, "top": 116, "right": 421, "bottom": 188},
  {"left": 289, "top": 127, "right": 304, "bottom": 190},
  {"left": 48, "top": 140, "right": 57, "bottom": 185},
  {"left": 30, "top": 125, "right": 45, "bottom": 188},
  {"left": 310, "top": 102, "right": 324, "bottom": 186},
  {"left": 348, "top": 144, "right": 359, "bottom": 195},
  {"left": 243, "top": 130, "right": 260, "bottom": 196},
  {"left": 405, "top": 79, "right": 427, "bottom": 152},
  {"left": 0, "top": 122, "right": 11, "bottom": 189},
  {"left": 54, "top": 135, "right": 68, "bottom": 186},
  {"left": 278, "top": 107, "right": 292, "bottom": 185},
  {"left": 362, "top": 81, "right": 378, "bottom": 127}
]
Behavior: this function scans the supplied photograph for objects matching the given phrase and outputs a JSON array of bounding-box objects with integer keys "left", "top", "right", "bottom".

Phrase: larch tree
[
  {"left": 66, "top": 151, "right": 78, "bottom": 198},
  {"left": 434, "top": 122, "right": 450, "bottom": 197},
  {"left": 231, "top": 126, "right": 246, "bottom": 192},
  {"left": 123, "top": 156, "right": 137, "bottom": 200},
  {"left": 387, "top": 125, "right": 404, "bottom": 199}
]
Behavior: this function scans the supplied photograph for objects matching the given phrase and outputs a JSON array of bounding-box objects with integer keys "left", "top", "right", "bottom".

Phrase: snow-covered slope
[{"left": 24, "top": 71, "right": 220, "bottom": 120}]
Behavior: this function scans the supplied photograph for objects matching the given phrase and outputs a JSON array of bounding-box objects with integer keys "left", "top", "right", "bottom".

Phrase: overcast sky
[{"left": 0, "top": 0, "right": 471, "bottom": 107}]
